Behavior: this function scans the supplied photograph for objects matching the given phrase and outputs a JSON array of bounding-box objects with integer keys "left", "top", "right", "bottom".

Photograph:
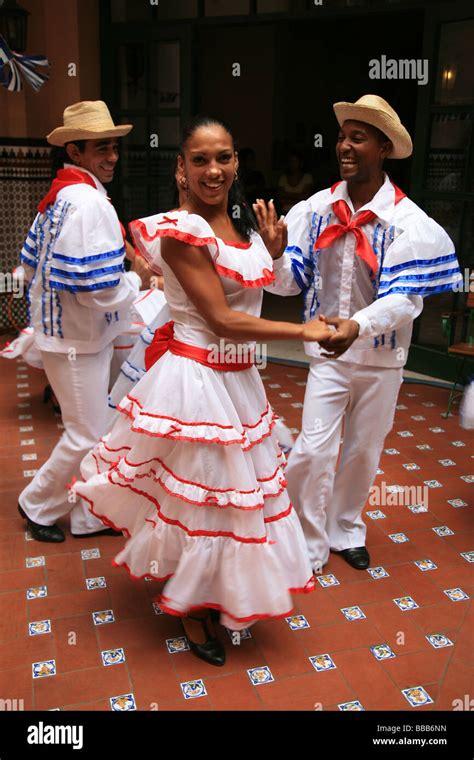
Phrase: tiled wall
[{"left": 0, "top": 143, "right": 51, "bottom": 332}]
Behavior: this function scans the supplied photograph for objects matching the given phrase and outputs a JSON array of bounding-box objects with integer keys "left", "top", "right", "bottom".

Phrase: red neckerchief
[{"left": 314, "top": 181, "right": 406, "bottom": 278}]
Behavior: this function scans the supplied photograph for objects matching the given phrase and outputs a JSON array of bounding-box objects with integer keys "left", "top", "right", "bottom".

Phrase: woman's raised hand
[{"left": 253, "top": 199, "right": 288, "bottom": 260}]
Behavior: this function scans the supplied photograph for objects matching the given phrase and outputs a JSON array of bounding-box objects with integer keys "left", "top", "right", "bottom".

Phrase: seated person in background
[
  {"left": 238, "top": 147, "right": 266, "bottom": 206},
  {"left": 278, "top": 149, "right": 313, "bottom": 214}
]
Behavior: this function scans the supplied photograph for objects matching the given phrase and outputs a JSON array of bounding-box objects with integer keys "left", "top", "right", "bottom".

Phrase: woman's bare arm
[{"left": 161, "top": 237, "right": 332, "bottom": 344}]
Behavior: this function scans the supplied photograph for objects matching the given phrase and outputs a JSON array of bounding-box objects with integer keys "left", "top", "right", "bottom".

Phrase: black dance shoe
[
  {"left": 338, "top": 546, "right": 370, "bottom": 570},
  {"left": 181, "top": 614, "right": 226, "bottom": 667},
  {"left": 18, "top": 504, "right": 65, "bottom": 543},
  {"left": 71, "top": 528, "right": 123, "bottom": 538}
]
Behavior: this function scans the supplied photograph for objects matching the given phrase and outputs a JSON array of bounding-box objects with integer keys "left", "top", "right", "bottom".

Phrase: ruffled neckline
[{"left": 129, "top": 208, "right": 274, "bottom": 289}]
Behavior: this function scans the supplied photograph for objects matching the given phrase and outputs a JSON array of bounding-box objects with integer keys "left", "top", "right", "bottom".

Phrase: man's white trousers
[
  {"left": 286, "top": 358, "right": 403, "bottom": 569},
  {"left": 19, "top": 344, "right": 113, "bottom": 535}
]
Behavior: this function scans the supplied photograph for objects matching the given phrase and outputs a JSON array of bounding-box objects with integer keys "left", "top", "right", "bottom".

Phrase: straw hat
[
  {"left": 333, "top": 95, "right": 412, "bottom": 159},
  {"left": 46, "top": 101, "right": 133, "bottom": 146}
]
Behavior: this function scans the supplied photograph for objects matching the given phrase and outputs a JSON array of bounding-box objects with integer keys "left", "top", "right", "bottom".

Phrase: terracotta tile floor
[{"left": 0, "top": 358, "right": 472, "bottom": 711}]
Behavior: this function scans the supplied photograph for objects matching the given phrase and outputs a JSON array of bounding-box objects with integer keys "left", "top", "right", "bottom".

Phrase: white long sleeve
[
  {"left": 265, "top": 253, "right": 301, "bottom": 296},
  {"left": 351, "top": 294, "right": 423, "bottom": 339}
]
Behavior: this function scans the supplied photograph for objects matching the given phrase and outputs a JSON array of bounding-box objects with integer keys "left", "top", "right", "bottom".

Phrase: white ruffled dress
[{"left": 75, "top": 210, "right": 315, "bottom": 630}]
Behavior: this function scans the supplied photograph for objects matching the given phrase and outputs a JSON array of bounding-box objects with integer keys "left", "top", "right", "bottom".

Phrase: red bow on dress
[
  {"left": 314, "top": 182, "right": 406, "bottom": 278},
  {"left": 145, "top": 320, "right": 175, "bottom": 370}
]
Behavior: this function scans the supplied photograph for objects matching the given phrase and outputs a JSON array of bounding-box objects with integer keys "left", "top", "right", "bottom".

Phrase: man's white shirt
[
  {"left": 20, "top": 165, "right": 141, "bottom": 354},
  {"left": 267, "top": 173, "right": 460, "bottom": 367}
]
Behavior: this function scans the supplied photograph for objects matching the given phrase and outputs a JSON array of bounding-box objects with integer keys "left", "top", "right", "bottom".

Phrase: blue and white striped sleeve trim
[
  {"left": 48, "top": 278, "right": 122, "bottom": 293},
  {"left": 20, "top": 218, "right": 40, "bottom": 270},
  {"left": 378, "top": 253, "right": 463, "bottom": 297},
  {"left": 52, "top": 246, "right": 125, "bottom": 265},
  {"left": 48, "top": 245, "right": 126, "bottom": 293}
]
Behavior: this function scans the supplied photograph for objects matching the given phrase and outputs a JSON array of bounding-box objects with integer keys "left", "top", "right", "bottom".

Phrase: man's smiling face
[
  {"left": 66, "top": 138, "right": 120, "bottom": 184},
  {"left": 336, "top": 120, "right": 392, "bottom": 183}
]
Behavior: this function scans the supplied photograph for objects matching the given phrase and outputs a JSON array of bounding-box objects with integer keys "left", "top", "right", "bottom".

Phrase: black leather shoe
[
  {"left": 71, "top": 528, "right": 123, "bottom": 538},
  {"left": 18, "top": 504, "right": 65, "bottom": 543},
  {"left": 338, "top": 546, "right": 370, "bottom": 570},
  {"left": 181, "top": 615, "right": 226, "bottom": 667}
]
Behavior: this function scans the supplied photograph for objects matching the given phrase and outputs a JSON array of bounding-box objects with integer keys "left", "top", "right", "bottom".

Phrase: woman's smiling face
[{"left": 178, "top": 124, "right": 238, "bottom": 207}]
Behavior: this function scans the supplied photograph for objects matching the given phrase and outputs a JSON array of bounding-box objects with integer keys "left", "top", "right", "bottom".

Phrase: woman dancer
[{"left": 75, "top": 116, "right": 332, "bottom": 667}]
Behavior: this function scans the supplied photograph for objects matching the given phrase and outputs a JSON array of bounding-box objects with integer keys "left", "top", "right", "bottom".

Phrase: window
[{"left": 435, "top": 19, "right": 474, "bottom": 106}]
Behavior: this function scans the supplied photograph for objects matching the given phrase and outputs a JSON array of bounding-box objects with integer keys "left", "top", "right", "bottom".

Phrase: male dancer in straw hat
[
  {"left": 17, "top": 101, "right": 149, "bottom": 541},
  {"left": 257, "top": 95, "right": 462, "bottom": 571}
]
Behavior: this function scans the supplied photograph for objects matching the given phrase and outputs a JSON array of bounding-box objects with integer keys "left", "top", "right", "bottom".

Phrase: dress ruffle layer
[{"left": 75, "top": 354, "right": 315, "bottom": 628}]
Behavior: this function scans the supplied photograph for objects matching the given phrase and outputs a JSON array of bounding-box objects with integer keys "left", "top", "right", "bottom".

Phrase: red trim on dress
[
  {"left": 123, "top": 393, "right": 272, "bottom": 430},
  {"left": 76, "top": 471, "right": 294, "bottom": 544},
  {"left": 100, "top": 437, "right": 284, "bottom": 471},
  {"left": 108, "top": 563, "right": 316, "bottom": 623},
  {"left": 75, "top": 488, "right": 316, "bottom": 624},
  {"left": 108, "top": 473, "right": 293, "bottom": 543},
  {"left": 111, "top": 465, "right": 287, "bottom": 509},
  {"left": 111, "top": 559, "right": 173, "bottom": 582},
  {"left": 158, "top": 577, "right": 316, "bottom": 623},
  {"left": 129, "top": 220, "right": 274, "bottom": 288},
  {"left": 95, "top": 443, "right": 287, "bottom": 507},
  {"left": 119, "top": 414, "right": 276, "bottom": 451}
]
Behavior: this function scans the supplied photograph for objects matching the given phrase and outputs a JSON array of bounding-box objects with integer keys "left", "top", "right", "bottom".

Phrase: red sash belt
[{"left": 145, "top": 321, "right": 254, "bottom": 372}]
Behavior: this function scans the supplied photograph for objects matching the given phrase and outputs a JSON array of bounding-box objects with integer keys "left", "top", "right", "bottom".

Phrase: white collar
[
  {"left": 330, "top": 173, "right": 398, "bottom": 224},
  {"left": 63, "top": 163, "right": 107, "bottom": 197}
]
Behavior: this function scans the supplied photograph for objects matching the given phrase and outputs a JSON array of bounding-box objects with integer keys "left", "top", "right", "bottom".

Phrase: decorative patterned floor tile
[
  {"left": 110, "top": 694, "right": 136, "bottom": 711},
  {"left": 317, "top": 573, "right": 340, "bottom": 587},
  {"left": 26, "top": 556, "right": 45, "bottom": 568},
  {"left": 393, "top": 596, "right": 419, "bottom": 611},
  {"left": 166, "top": 637, "right": 190, "bottom": 654},
  {"left": 285, "top": 614, "right": 310, "bottom": 630},
  {"left": 309, "top": 654, "right": 336, "bottom": 671},
  {"left": 101, "top": 648, "right": 126, "bottom": 666},
  {"left": 27, "top": 585, "right": 47, "bottom": 599},
  {"left": 92, "top": 610, "right": 115, "bottom": 625},
  {"left": 180, "top": 679, "right": 208, "bottom": 698},
  {"left": 370, "top": 644, "right": 396, "bottom": 661},
  {"left": 402, "top": 686, "right": 434, "bottom": 707},
  {"left": 28, "top": 620, "right": 52, "bottom": 636},
  {"left": 86, "top": 577, "right": 107, "bottom": 590},
  {"left": 414, "top": 559, "right": 438, "bottom": 571},
  {"left": 367, "top": 567, "right": 390, "bottom": 579},
  {"left": 32, "top": 660, "right": 56, "bottom": 679},
  {"left": 341, "top": 606, "right": 366, "bottom": 621},
  {"left": 443, "top": 588, "right": 469, "bottom": 602},
  {"left": 426, "top": 633, "right": 453, "bottom": 649},
  {"left": 81, "top": 548, "right": 100, "bottom": 560},
  {"left": 247, "top": 667, "right": 274, "bottom": 685}
]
